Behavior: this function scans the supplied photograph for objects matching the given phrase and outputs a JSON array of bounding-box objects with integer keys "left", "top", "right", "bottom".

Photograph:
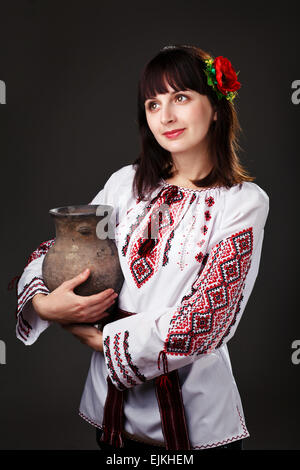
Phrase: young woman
[{"left": 15, "top": 45, "right": 269, "bottom": 451}]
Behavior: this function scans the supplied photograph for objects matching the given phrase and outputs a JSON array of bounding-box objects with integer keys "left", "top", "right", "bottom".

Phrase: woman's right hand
[{"left": 31, "top": 268, "right": 118, "bottom": 325}]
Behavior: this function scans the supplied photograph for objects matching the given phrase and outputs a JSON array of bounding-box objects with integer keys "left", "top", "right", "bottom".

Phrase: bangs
[{"left": 139, "top": 49, "right": 209, "bottom": 103}]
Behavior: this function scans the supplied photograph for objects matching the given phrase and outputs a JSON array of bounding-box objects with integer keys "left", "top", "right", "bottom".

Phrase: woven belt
[{"left": 99, "top": 307, "right": 191, "bottom": 450}]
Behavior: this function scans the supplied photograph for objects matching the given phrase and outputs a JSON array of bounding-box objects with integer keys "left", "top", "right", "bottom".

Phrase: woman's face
[{"left": 144, "top": 81, "right": 217, "bottom": 156}]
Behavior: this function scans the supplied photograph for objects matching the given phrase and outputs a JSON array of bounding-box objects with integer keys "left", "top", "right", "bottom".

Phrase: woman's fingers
[
  {"left": 78, "top": 291, "right": 117, "bottom": 323},
  {"left": 84, "top": 297, "right": 115, "bottom": 315},
  {"left": 47, "top": 275, "right": 118, "bottom": 324},
  {"left": 85, "top": 301, "right": 115, "bottom": 316},
  {"left": 63, "top": 270, "right": 117, "bottom": 305},
  {"left": 86, "top": 311, "right": 110, "bottom": 324},
  {"left": 82, "top": 289, "right": 118, "bottom": 306},
  {"left": 64, "top": 269, "right": 91, "bottom": 290}
]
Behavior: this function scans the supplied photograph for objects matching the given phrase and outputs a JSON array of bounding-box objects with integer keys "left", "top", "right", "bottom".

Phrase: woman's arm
[
  {"left": 61, "top": 324, "right": 104, "bottom": 352},
  {"left": 16, "top": 242, "right": 54, "bottom": 345}
]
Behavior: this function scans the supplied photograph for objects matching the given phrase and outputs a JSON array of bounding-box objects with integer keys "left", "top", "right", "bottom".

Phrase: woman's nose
[{"left": 160, "top": 105, "right": 175, "bottom": 125}]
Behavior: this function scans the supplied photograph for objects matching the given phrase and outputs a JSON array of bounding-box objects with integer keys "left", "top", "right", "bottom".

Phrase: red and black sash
[{"left": 99, "top": 307, "right": 191, "bottom": 450}]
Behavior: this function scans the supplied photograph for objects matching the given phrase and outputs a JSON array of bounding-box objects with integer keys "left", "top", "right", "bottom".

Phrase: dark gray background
[{"left": 1, "top": 0, "right": 299, "bottom": 450}]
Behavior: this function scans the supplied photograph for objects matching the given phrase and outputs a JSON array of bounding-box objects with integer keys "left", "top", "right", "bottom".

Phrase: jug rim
[{"left": 49, "top": 204, "right": 113, "bottom": 217}]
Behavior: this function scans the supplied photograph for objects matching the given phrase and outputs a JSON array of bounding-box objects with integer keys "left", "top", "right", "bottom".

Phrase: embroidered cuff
[
  {"left": 102, "top": 327, "right": 147, "bottom": 391},
  {"left": 16, "top": 277, "right": 50, "bottom": 344}
]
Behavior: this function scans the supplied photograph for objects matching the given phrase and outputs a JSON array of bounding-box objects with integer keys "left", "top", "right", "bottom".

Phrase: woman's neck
[{"left": 166, "top": 153, "right": 214, "bottom": 189}]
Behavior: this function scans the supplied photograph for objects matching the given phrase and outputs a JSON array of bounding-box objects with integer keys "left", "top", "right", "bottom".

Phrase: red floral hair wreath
[{"left": 204, "top": 56, "right": 241, "bottom": 102}]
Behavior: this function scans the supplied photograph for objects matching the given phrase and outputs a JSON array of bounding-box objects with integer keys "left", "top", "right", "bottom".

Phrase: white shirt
[{"left": 16, "top": 163, "right": 269, "bottom": 449}]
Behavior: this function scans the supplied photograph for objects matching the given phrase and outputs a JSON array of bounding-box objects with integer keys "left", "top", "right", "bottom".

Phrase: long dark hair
[{"left": 132, "top": 44, "right": 254, "bottom": 201}]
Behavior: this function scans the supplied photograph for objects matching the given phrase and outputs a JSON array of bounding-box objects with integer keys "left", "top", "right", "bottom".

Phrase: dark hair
[{"left": 132, "top": 44, "right": 254, "bottom": 201}]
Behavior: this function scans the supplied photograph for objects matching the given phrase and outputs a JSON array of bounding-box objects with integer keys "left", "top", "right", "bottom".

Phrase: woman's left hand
[{"left": 61, "top": 324, "right": 104, "bottom": 352}]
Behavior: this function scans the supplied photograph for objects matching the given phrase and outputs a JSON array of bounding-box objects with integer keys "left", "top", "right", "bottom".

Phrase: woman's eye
[
  {"left": 146, "top": 94, "right": 188, "bottom": 111},
  {"left": 176, "top": 94, "right": 188, "bottom": 103},
  {"left": 149, "top": 102, "right": 158, "bottom": 110}
]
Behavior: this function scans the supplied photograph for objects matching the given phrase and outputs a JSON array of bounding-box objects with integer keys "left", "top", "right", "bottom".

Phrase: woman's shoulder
[
  {"left": 224, "top": 181, "right": 269, "bottom": 208},
  {"left": 216, "top": 181, "right": 270, "bottom": 237},
  {"left": 110, "top": 163, "right": 136, "bottom": 181},
  {"left": 219, "top": 181, "right": 270, "bottom": 228},
  {"left": 90, "top": 163, "right": 137, "bottom": 205}
]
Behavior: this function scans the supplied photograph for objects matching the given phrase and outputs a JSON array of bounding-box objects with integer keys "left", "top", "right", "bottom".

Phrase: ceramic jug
[{"left": 42, "top": 204, "right": 124, "bottom": 317}]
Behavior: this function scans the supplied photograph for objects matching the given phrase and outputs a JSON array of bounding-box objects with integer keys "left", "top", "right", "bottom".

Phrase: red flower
[{"left": 214, "top": 56, "right": 241, "bottom": 95}]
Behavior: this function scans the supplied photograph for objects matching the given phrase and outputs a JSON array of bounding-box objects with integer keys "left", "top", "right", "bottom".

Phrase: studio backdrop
[{"left": 1, "top": 0, "right": 299, "bottom": 450}]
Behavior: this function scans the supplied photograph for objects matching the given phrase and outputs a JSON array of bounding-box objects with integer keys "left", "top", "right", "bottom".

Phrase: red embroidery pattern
[
  {"left": 162, "top": 229, "right": 175, "bottom": 266},
  {"left": 79, "top": 411, "right": 102, "bottom": 430},
  {"left": 17, "top": 312, "right": 33, "bottom": 342},
  {"left": 193, "top": 406, "right": 249, "bottom": 449},
  {"left": 194, "top": 195, "right": 215, "bottom": 265},
  {"left": 205, "top": 195, "right": 215, "bottom": 207},
  {"left": 200, "top": 253, "right": 209, "bottom": 273},
  {"left": 79, "top": 407, "right": 248, "bottom": 450},
  {"left": 164, "top": 228, "right": 253, "bottom": 356},
  {"left": 113, "top": 333, "right": 138, "bottom": 386},
  {"left": 189, "top": 193, "right": 196, "bottom": 204},
  {"left": 126, "top": 186, "right": 189, "bottom": 288},
  {"left": 121, "top": 187, "right": 167, "bottom": 257},
  {"left": 17, "top": 276, "right": 49, "bottom": 318},
  {"left": 17, "top": 327, "right": 28, "bottom": 342},
  {"left": 123, "top": 330, "right": 146, "bottom": 382},
  {"left": 183, "top": 252, "right": 210, "bottom": 303},
  {"left": 103, "top": 336, "right": 126, "bottom": 390},
  {"left": 195, "top": 252, "right": 204, "bottom": 263},
  {"left": 25, "top": 239, "right": 55, "bottom": 267},
  {"left": 204, "top": 210, "right": 211, "bottom": 221},
  {"left": 13, "top": 239, "right": 54, "bottom": 321}
]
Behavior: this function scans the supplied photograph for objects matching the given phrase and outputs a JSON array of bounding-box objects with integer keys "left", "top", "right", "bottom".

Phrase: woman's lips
[{"left": 163, "top": 128, "right": 185, "bottom": 139}]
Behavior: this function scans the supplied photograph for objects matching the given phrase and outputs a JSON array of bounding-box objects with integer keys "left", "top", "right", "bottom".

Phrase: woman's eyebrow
[{"left": 145, "top": 90, "right": 190, "bottom": 103}]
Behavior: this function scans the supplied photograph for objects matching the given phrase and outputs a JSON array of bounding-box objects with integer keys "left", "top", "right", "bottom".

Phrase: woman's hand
[
  {"left": 61, "top": 324, "right": 104, "bottom": 352},
  {"left": 32, "top": 268, "right": 118, "bottom": 325}
]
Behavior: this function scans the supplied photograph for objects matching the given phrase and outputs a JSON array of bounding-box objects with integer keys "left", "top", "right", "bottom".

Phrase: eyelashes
[{"left": 146, "top": 94, "right": 188, "bottom": 111}]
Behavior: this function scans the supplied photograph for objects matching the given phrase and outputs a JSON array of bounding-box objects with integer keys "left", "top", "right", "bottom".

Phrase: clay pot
[{"left": 42, "top": 204, "right": 124, "bottom": 318}]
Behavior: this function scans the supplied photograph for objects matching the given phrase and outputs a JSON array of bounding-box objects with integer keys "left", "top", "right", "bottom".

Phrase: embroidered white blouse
[{"left": 16, "top": 163, "right": 269, "bottom": 449}]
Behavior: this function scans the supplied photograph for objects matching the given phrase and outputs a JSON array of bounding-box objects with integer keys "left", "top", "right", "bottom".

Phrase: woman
[{"left": 15, "top": 45, "right": 269, "bottom": 451}]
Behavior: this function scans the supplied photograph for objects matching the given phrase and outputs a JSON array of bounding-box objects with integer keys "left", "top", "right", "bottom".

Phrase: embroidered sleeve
[
  {"left": 102, "top": 183, "right": 270, "bottom": 390},
  {"left": 15, "top": 239, "right": 55, "bottom": 345}
]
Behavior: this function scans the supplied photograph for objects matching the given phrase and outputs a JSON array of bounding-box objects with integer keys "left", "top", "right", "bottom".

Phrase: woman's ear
[{"left": 213, "top": 110, "right": 217, "bottom": 121}]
